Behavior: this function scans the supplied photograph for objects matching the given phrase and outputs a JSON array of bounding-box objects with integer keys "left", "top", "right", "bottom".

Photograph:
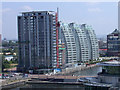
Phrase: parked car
[
  {"left": 4, "top": 74, "right": 9, "bottom": 79},
  {"left": 0, "top": 74, "right": 2, "bottom": 79},
  {"left": 5, "top": 76, "right": 9, "bottom": 79},
  {"left": 10, "top": 74, "right": 14, "bottom": 77}
]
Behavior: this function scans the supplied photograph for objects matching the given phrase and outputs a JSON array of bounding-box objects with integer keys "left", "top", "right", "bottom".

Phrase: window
[
  {"left": 119, "top": 78, "right": 120, "bottom": 82},
  {"left": 41, "top": 16, "right": 43, "bottom": 19}
]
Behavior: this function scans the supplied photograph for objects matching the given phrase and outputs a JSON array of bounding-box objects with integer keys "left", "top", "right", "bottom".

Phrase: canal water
[{"left": 9, "top": 66, "right": 105, "bottom": 90}]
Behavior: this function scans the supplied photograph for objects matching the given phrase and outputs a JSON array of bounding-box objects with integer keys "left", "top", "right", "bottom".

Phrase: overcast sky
[{"left": 1, "top": 2, "right": 118, "bottom": 40}]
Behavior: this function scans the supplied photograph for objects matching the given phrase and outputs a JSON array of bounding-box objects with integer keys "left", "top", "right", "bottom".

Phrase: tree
[
  {"left": 2, "top": 60, "right": 11, "bottom": 69},
  {"left": 2, "top": 55, "right": 10, "bottom": 70}
]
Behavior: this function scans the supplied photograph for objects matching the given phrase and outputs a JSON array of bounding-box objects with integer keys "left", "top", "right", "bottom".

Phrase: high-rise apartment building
[
  {"left": 118, "top": 1, "right": 120, "bottom": 58},
  {"left": 0, "top": 34, "right": 1, "bottom": 73},
  {"left": 0, "top": 34, "right": 1, "bottom": 45},
  {"left": 18, "top": 11, "right": 57, "bottom": 71},
  {"left": 60, "top": 23, "right": 77, "bottom": 64},
  {"left": 107, "top": 29, "right": 120, "bottom": 57},
  {"left": 60, "top": 23, "right": 99, "bottom": 64},
  {"left": 18, "top": 11, "right": 99, "bottom": 71},
  {"left": 118, "top": 1, "right": 120, "bottom": 31}
]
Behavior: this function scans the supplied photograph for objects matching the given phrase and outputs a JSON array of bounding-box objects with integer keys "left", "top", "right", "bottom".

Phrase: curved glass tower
[
  {"left": 60, "top": 23, "right": 77, "bottom": 64},
  {"left": 60, "top": 23, "right": 99, "bottom": 64}
]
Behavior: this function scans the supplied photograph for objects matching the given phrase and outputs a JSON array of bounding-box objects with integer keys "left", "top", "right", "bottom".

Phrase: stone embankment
[
  {"left": 57, "top": 64, "right": 97, "bottom": 75},
  {"left": 1, "top": 64, "right": 97, "bottom": 89},
  {"left": 1, "top": 78, "right": 29, "bottom": 89}
]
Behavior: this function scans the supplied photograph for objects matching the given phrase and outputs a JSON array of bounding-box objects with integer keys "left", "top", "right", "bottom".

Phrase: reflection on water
[
  {"left": 11, "top": 83, "right": 109, "bottom": 90},
  {"left": 22, "top": 84, "right": 85, "bottom": 88},
  {"left": 11, "top": 84, "right": 85, "bottom": 90}
]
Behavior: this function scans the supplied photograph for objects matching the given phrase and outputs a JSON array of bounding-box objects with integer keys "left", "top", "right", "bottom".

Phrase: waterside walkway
[{"left": 1, "top": 64, "right": 97, "bottom": 89}]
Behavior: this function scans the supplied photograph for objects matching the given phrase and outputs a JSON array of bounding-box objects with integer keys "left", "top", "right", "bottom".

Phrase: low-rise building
[
  {"left": 4, "top": 55, "right": 14, "bottom": 61},
  {"left": 107, "top": 29, "right": 120, "bottom": 57}
]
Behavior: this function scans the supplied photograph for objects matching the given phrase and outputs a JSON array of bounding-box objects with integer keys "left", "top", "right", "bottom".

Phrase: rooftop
[
  {"left": 22, "top": 11, "right": 55, "bottom": 13},
  {"left": 21, "top": 11, "right": 56, "bottom": 16},
  {"left": 112, "top": 29, "right": 120, "bottom": 34}
]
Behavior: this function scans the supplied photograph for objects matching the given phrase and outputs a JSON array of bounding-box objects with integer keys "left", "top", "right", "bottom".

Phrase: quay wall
[
  {"left": 2, "top": 80, "right": 26, "bottom": 90},
  {"left": 1, "top": 79, "right": 29, "bottom": 90},
  {"left": 26, "top": 80, "right": 83, "bottom": 85},
  {"left": 57, "top": 64, "right": 97, "bottom": 75}
]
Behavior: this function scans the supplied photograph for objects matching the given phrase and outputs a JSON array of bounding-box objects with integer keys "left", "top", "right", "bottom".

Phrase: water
[
  {"left": 6, "top": 66, "right": 105, "bottom": 90},
  {"left": 13, "top": 84, "right": 85, "bottom": 89}
]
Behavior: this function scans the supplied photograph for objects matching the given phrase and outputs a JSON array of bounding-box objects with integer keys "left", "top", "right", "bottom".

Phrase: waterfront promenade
[
  {"left": 30, "top": 74, "right": 96, "bottom": 79},
  {"left": 1, "top": 64, "right": 97, "bottom": 89},
  {"left": 1, "top": 74, "right": 97, "bottom": 89}
]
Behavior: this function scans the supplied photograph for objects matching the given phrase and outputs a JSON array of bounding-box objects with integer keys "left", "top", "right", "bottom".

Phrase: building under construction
[
  {"left": 18, "top": 11, "right": 60, "bottom": 71},
  {"left": 18, "top": 10, "right": 99, "bottom": 72}
]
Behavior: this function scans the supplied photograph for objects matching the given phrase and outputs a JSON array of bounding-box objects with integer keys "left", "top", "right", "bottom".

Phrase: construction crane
[{"left": 56, "top": 8, "right": 59, "bottom": 68}]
